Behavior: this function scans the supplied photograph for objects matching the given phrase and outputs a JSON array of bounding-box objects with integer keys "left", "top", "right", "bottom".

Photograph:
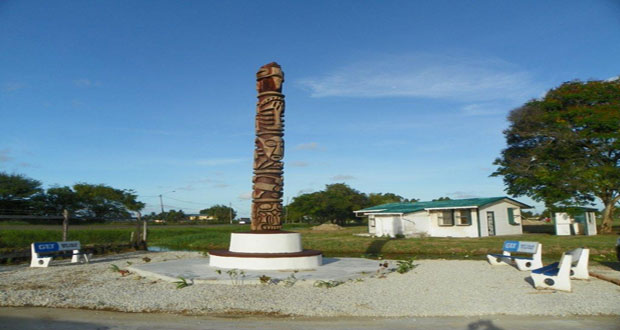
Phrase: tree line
[
  {"left": 140, "top": 205, "right": 237, "bottom": 223},
  {"left": 285, "top": 183, "right": 418, "bottom": 225},
  {"left": 0, "top": 172, "right": 144, "bottom": 219},
  {"left": 0, "top": 171, "right": 148, "bottom": 247}
]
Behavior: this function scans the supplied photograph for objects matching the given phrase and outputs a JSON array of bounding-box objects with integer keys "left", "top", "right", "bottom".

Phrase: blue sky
[{"left": 1, "top": 1, "right": 619, "bottom": 216}]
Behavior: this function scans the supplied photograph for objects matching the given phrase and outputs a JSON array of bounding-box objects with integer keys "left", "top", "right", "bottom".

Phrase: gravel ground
[{"left": 1, "top": 251, "right": 619, "bottom": 317}]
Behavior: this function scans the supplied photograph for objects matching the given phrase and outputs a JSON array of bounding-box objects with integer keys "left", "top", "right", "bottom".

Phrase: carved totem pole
[{"left": 251, "top": 62, "right": 285, "bottom": 231}]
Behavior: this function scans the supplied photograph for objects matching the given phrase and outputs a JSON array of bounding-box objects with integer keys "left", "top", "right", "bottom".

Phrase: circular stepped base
[
  {"left": 209, "top": 249, "right": 322, "bottom": 270},
  {"left": 208, "top": 231, "right": 322, "bottom": 270},
  {"left": 229, "top": 231, "right": 302, "bottom": 253}
]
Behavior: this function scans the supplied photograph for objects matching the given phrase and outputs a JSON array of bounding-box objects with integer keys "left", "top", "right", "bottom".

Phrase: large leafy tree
[
  {"left": 0, "top": 172, "right": 43, "bottom": 214},
  {"left": 43, "top": 186, "right": 82, "bottom": 240},
  {"left": 199, "top": 204, "right": 236, "bottom": 222},
  {"left": 287, "top": 183, "right": 369, "bottom": 225},
  {"left": 493, "top": 79, "right": 620, "bottom": 233},
  {"left": 73, "top": 183, "right": 131, "bottom": 219},
  {"left": 162, "top": 209, "right": 186, "bottom": 222},
  {"left": 42, "top": 186, "right": 81, "bottom": 215},
  {"left": 286, "top": 191, "right": 323, "bottom": 223},
  {"left": 368, "top": 192, "right": 414, "bottom": 206}
]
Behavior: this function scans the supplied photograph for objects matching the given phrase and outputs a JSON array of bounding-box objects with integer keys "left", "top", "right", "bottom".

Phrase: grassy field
[{"left": 1, "top": 222, "right": 618, "bottom": 263}]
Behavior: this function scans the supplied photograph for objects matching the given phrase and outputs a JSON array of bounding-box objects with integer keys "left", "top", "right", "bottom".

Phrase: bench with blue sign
[
  {"left": 30, "top": 241, "right": 90, "bottom": 267},
  {"left": 486, "top": 240, "right": 543, "bottom": 271}
]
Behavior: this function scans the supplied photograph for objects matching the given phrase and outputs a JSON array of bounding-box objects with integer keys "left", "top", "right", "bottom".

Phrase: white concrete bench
[
  {"left": 530, "top": 252, "right": 573, "bottom": 292},
  {"left": 486, "top": 240, "right": 542, "bottom": 271},
  {"left": 30, "top": 241, "right": 90, "bottom": 267},
  {"left": 566, "top": 248, "right": 589, "bottom": 280}
]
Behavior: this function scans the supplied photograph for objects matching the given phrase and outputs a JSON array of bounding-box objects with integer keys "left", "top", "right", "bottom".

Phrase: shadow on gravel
[
  {"left": 321, "top": 258, "right": 339, "bottom": 265},
  {"left": 599, "top": 261, "right": 620, "bottom": 271},
  {"left": 85, "top": 252, "right": 152, "bottom": 264},
  {"left": 523, "top": 276, "right": 535, "bottom": 288},
  {"left": 0, "top": 316, "right": 110, "bottom": 330},
  {"left": 468, "top": 319, "right": 503, "bottom": 330}
]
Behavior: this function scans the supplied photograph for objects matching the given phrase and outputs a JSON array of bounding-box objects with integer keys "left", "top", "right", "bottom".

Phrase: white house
[
  {"left": 354, "top": 197, "right": 531, "bottom": 238},
  {"left": 187, "top": 214, "right": 216, "bottom": 221}
]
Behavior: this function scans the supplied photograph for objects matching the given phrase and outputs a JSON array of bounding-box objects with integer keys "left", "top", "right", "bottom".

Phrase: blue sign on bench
[
  {"left": 502, "top": 240, "right": 538, "bottom": 254},
  {"left": 33, "top": 241, "right": 80, "bottom": 253},
  {"left": 34, "top": 242, "right": 59, "bottom": 253}
]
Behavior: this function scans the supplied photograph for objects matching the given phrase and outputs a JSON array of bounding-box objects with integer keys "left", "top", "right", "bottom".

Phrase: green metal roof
[{"left": 354, "top": 197, "right": 531, "bottom": 214}]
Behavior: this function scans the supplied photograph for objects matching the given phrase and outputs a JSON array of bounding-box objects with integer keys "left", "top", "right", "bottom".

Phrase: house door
[
  {"left": 382, "top": 217, "right": 395, "bottom": 237},
  {"left": 486, "top": 212, "right": 496, "bottom": 236}
]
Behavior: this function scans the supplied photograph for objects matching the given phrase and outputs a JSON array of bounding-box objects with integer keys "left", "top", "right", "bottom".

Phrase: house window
[
  {"left": 507, "top": 208, "right": 519, "bottom": 225},
  {"left": 438, "top": 210, "right": 454, "bottom": 226},
  {"left": 456, "top": 209, "right": 471, "bottom": 226}
]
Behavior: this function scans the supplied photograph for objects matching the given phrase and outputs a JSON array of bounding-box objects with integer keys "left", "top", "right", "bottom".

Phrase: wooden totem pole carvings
[{"left": 251, "top": 62, "right": 285, "bottom": 231}]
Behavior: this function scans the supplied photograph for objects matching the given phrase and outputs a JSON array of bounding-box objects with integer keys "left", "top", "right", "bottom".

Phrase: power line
[
  {"left": 138, "top": 195, "right": 160, "bottom": 198},
  {"left": 164, "top": 196, "right": 209, "bottom": 206}
]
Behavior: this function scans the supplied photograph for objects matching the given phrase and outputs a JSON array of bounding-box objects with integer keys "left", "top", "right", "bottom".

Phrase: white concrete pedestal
[{"left": 209, "top": 231, "right": 322, "bottom": 270}]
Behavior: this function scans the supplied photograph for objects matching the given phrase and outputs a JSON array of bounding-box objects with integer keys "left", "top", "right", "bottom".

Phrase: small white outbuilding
[
  {"left": 553, "top": 207, "right": 598, "bottom": 236},
  {"left": 354, "top": 197, "right": 531, "bottom": 238}
]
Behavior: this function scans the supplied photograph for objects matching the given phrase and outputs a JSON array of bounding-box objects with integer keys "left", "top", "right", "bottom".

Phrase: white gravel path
[{"left": 1, "top": 251, "right": 619, "bottom": 317}]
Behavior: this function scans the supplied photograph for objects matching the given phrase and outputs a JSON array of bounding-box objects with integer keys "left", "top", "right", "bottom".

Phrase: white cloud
[
  {"left": 71, "top": 99, "right": 84, "bottom": 108},
  {"left": 461, "top": 102, "right": 510, "bottom": 116},
  {"left": 289, "top": 161, "right": 309, "bottom": 167},
  {"left": 447, "top": 191, "right": 479, "bottom": 199},
  {"left": 331, "top": 175, "right": 355, "bottom": 181},
  {"left": 294, "top": 142, "right": 319, "bottom": 151},
  {"left": 196, "top": 178, "right": 216, "bottom": 184},
  {"left": 296, "top": 188, "right": 315, "bottom": 195},
  {"left": 74, "top": 79, "right": 101, "bottom": 87},
  {"left": 0, "top": 149, "right": 12, "bottom": 163},
  {"left": 117, "top": 128, "right": 181, "bottom": 136},
  {"left": 238, "top": 192, "right": 252, "bottom": 200},
  {"left": 298, "top": 53, "right": 540, "bottom": 102},
  {"left": 175, "top": 185, "right": 194, "bottom": 191},
  {"left": 194, "top": 158, "right": 246, "bottom": 166},
  {"left": 371, "top": 139, "right": 408, "bottom": 147},
  {"left": 2, "top": 82, "right": 26, "bottom": 92},
  {"left": 605, "top": 75, "right": 619, "bottom": 82}
]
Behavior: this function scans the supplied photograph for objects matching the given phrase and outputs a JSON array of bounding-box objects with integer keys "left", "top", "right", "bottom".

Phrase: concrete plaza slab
[{"left": 128, "top": 257, "right": 385, "bottom": 285}]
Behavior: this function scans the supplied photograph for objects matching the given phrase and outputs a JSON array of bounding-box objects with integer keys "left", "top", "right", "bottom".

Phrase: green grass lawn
[
  {"left": 297, "top": 226, "right": 619, "bottom": 263},
  {"left": 1, "top": 223, "right": 617, "bottom": 264}
]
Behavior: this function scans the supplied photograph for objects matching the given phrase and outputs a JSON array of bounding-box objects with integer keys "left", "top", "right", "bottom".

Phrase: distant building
[
  {"left": 187, "top": 214, "right": 216, "bottom": 221},
  {"left": 354, "top": 197, "right": 531, "bottom": 238}
]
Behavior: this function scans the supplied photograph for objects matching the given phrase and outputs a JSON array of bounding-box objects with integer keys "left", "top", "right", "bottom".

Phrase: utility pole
[
  {"left": 158, "top": 190, "right": 175, "bottom": 215},
  {"left": 159, "top": 194, "right": 164, "bottom": 214}
]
